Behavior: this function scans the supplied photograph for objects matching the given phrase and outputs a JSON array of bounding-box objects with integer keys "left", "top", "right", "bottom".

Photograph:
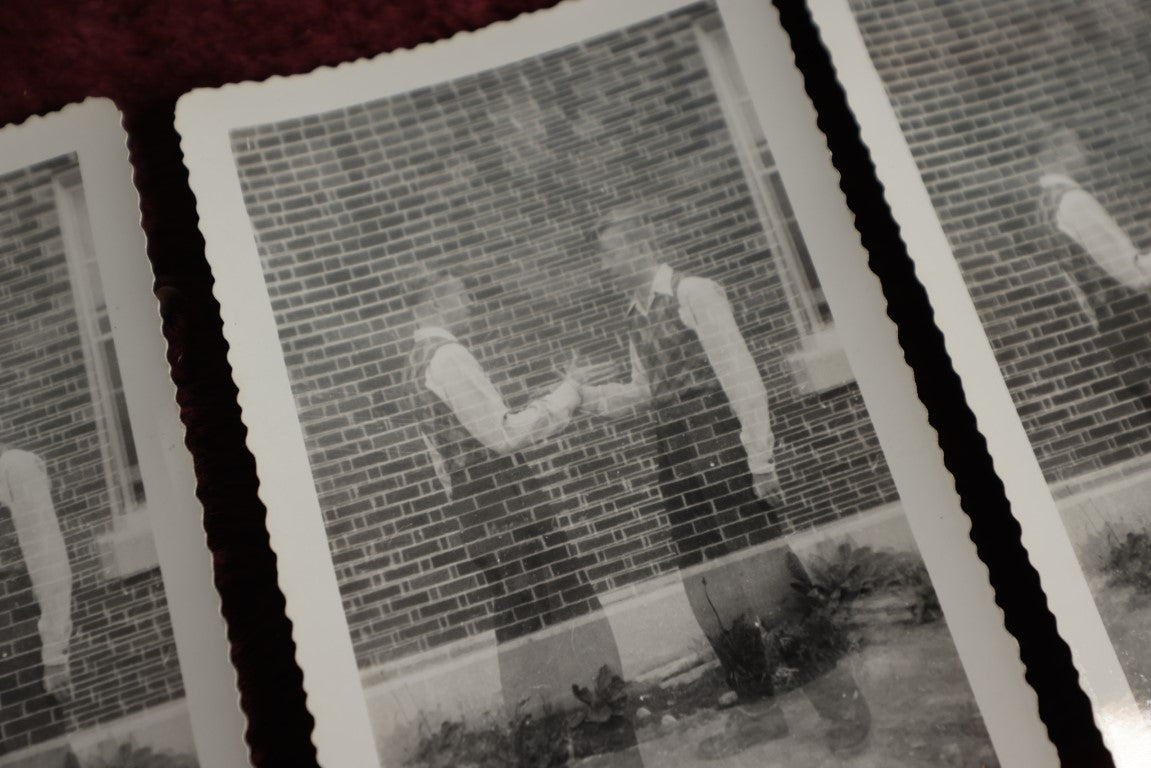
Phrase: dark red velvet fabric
[{"left": 0, "top": 3, "right": 555, "bottom": 766}]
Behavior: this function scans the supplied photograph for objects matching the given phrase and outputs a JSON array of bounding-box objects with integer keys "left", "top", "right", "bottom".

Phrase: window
[
  {"left": 698, "top": 18, "right": 853, "bottom": 392},
  {"left": 54, "top": 171, "right": 146, "bottom": 519},
  {"left": 697, "top": 19, "right": 832, "bottom": 333}
]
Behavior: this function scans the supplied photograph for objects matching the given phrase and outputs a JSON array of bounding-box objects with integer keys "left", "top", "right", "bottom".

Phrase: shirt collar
[
  {"left": 628, "top": 264, "right": 674, "bottom": 316},
  {"left": 1039, "top": 172, "right": 1078, "bottom": 190},
  {"left": 413, "top": 325, "right": 458, "bottom": 343}
]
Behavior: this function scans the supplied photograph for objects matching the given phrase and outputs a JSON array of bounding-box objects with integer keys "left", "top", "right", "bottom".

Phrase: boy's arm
[
  {"left": 427, "top": 344, "right": 581, "bottom": 454},
  {"left": 578, "top": 339, "right": 653, "bottom": 418},
  {"left": 1058, "top": 189, "right": 1151, "bottom": 289},
  {"left": 4, "top": 450, "right": 73, "bottom": 682},
  {"left": 679, "top": 279, "right": 776, "bottom": 482}
]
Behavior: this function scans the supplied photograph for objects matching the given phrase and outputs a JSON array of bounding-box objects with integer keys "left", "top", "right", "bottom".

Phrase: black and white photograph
[
  {"left": 177, "top": 0, "right": 1053, "bottom": 765},
  {"left": 0, "top": 100, "right": 248, "bottom": 768},
  {"left": 811, "top": 0, "right": 1151, "bottom": 761}
]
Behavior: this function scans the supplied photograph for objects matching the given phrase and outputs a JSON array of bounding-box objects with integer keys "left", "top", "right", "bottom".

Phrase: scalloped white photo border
[
  {"left": 0, "top": 99, "right": 250, "bottom": 767},
  {"left": 809, "top": 1, "right": 1151, "bottom": 765},
  {"left": 177, "top": 0, "right": 1055, "bottom": 764}
]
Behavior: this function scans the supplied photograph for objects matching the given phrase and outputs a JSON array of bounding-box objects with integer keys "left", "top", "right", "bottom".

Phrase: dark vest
[
  {"left": 0, "top": 497, "right": 40, "bottom": 725},
  {"left": 405, "top": 336, "right": 500, "bottom": 480},
  {"left": 0, "top": 446, "right": 18, "bottom": 582},
  {"left": 405, "top": 336, "right": 595, "bottom": 645},
  {"left": 0, "top": 453, "right": 69, "bottom": 756},
  {"left": 0, "top": 501, "right": 28, "bottom": 587},
  {"left": 630, "top": 272, "right": 721, "bottom": 405},
  {"left": 0, "top": 451, "right": 37, "bottom": 649}
]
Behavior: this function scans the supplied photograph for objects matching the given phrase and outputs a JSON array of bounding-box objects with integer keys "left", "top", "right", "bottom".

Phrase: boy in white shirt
[
  {"left": 578, "top": 207, "right": 870, "bottom": 758},
  {"left": 404, "top": 271, "right": 642, "bottom": 762}
]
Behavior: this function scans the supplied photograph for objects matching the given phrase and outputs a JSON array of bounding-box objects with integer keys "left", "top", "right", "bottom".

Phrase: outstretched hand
[
  {"left": 752, "top": 469, "right": 784, "bottom": 508},
  {"left": 43, "top": 661, "right": 71, "bottom": 701},
  {"left": 558, "top": 352, "right": 621, "bottom": 387}
]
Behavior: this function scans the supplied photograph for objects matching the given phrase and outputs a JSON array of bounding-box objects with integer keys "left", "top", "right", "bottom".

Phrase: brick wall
[
  {"left": 0, "top": 154, "right": 184, "bottom": 751},
  {"left": 847, "top": 0, "right": 1151, "bottom": 482},
  {"left": 231, "top": 2, "right": 898, "bottom": 669}
]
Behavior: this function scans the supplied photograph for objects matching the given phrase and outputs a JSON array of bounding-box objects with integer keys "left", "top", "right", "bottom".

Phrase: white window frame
[
  {"left": 54, "top": 170, "right": 157, "bottom": 577},
  {"left": 697, "top": 17, "right": 854, "bottom": 393}
]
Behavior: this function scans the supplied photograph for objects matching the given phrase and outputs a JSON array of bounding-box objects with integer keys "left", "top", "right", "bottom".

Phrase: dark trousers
[
  {"left": 450, "top": 456, "right": 640, "bottom": 761},
  {"left": 451, "top": 454, "right": 603, "bottom": 645},
  {"left": 653, "top": 389, "right": 782, "bottom": 569},
  {"left": 1, "top": 571, "right": 71, "bottom": 760},
  {"left": 655, "top": 391, "right": 867, "bottom": 726},
  {"left": 1094, "top": 284, "right": 1151, "bottom": 409}
]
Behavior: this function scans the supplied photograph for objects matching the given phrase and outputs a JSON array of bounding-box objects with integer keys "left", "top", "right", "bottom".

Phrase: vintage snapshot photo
[
  {"left": 0, "top": 100, "right": 249, "bottom": 768},
  {"left": 810, "top": 0, "right": 1151, "bottom": 763},
  {"left": 178, "top": 0, "right": 1052, "bottom": 765}
]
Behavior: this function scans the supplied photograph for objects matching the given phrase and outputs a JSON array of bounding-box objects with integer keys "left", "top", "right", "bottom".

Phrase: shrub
[
  {"left": 567, "top": 666, "right": 637, "bottom": 757},
  {"left": 708, "top": 612, "right": 776, "bottom": 699},
  {"left": 511, "top": 709, "right": 572, "bottom": 768},
  {"left": 408, "top": 666, "right": 638, "bottom": 768},
  {"left": 82, "top": 744, "right": 197, "bottom": 768},
  {"left": 408, "top": 705, "right": 571, "bottom": 768},
  {"left": 798, "top": 542, "right": 942, "bottom": 624},
  {"left": 705, "top": 609, "right": 852, "bottom": 699},
  {"left": 795, "top": 542, "right": 890, "bottom": 619},
  {"left": 1103, "top": 529, "right": 1151, "bottom": 592},
  {"left": 409, "top": 718, "right": 511, "bottom": 768},
  {"left": 569, "top": 665, "right": 627, "bottom": 727},
  {"left": 887, "top": 554, "right": 944, "bottom": 623},
  {"left": 702, "top": 557, "right": 855, "bottom": 700},
  {"left": 763, "top": 606, "right": 852, "bottom": 690},
  {"left": 703, "top": 544, "right": 945, "bottom": 700}
]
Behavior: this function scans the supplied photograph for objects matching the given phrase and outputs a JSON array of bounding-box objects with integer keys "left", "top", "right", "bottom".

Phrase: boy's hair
[
  {"left": 1027, "top": 121, "right": 1082, "bottom": 168},
  {"left": 403, "top": 266, "right": 457, "bottom": 310},
  {"left": 595, "top": 202, "right": 664, "bottom": 248}
]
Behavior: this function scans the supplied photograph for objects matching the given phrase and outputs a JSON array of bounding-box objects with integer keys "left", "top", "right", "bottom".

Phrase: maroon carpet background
[{"left": 0, "top": 3, "right": 559, "bottom": 766}]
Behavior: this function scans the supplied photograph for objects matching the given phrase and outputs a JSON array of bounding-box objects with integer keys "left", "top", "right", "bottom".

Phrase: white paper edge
[
  {"left": 176, "top": 0, "right": 1055, "bottom": 764},
  {"left": 808, "top": 0, "right": 1151, "bottom": 764},
  {"left": 724, "top": 1, "right": 1056, "bottom": 764},
  {"left": 0, "top": 99, "right": 250, "bottom": 766}
]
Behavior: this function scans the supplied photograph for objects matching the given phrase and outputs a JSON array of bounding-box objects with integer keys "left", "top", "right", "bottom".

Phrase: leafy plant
[
  {"left": 82, "top": 743, "right": 198, "bottom": 768},
  {"left": 795, "top": 542, "right": 943, "bottom": 625},
  {"left": 569, "top": 665, "right": 627, "bottom": 727},
  {"left": 887, "top": 554, "right": 943, "bottom": 623},
  {"left": 700, "top": 544, "right": 948, "bottom": 702},
  {"left": 408, "top": 703, "right": 571, "bottom": 768},
  {"left": 409, "top": 667, "right": 638, "bottom": 768},
  {"left": 708, "top": 612, "right": 776, "bottom": 699},
  {"left": 700, "top": 559, "right": 855, "bottom": 701},
  {"left": 1103, "top": 529, "right": 1151, "bottom": 592},
  {"left": 762, "top": 608, "right": 851, "bottom": 690},
  {"left": 409, "top": 717, "right": 511, "bottom": 768},
  {"left": 703, "top": 607, "right": 852, "bottom": 699},
  {"left": 795, "top": 543, "right": 891, "bottom": 617},
  {"left": 511, "top": 706, "right": 572, "bottom": 768}
]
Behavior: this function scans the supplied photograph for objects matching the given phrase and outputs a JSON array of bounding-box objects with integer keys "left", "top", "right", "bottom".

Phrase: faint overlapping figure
[
  {"left": 403, "top": 270, "right": 641, "bottom": 763},
  {"left": 576, "top": 206, "right": 871, "bottom": 760},
  {"left": 1037, "top": 126, "right": 1151, "bottom": 410},
  {"left": 0, "top": 445, "right": 76, "bottom": 766}
]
